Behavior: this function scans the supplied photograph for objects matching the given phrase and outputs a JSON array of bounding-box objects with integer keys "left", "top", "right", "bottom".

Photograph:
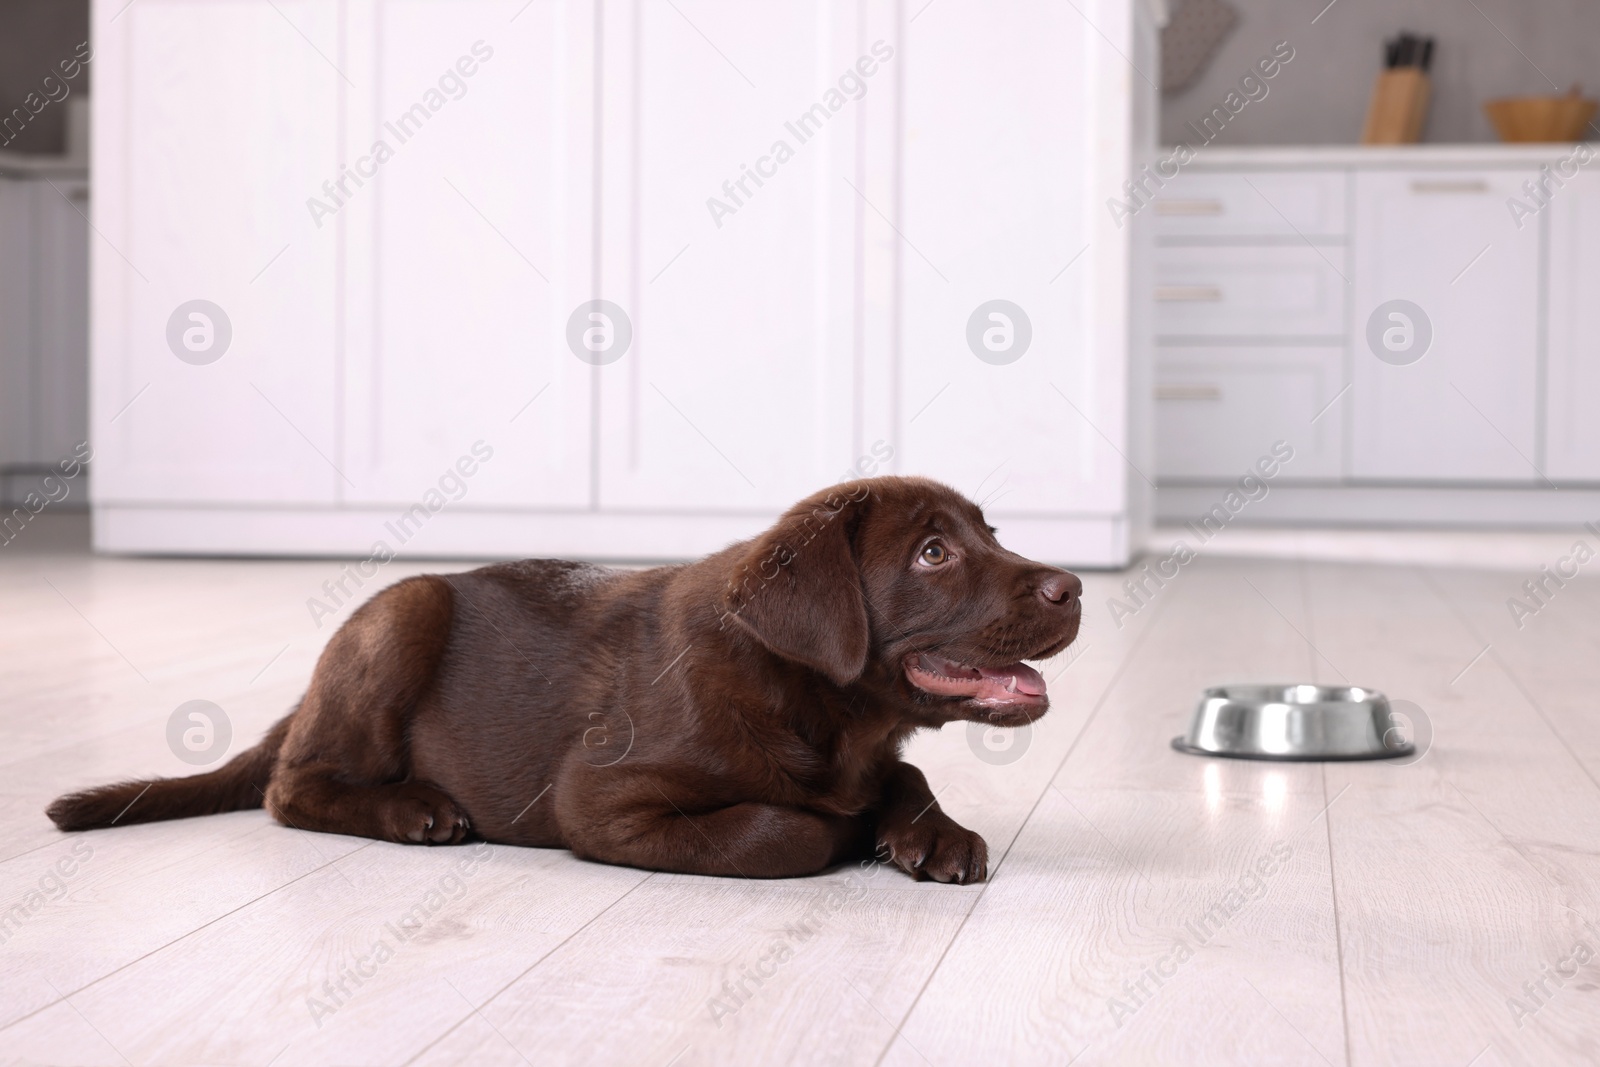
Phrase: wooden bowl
[{"left": 1483, "top": 94, "right": 1598, "bottom": 142}]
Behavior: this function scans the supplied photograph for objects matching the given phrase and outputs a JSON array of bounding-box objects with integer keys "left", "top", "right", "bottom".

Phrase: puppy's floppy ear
[{"left": 720, "top": 484, "right": 872, "bottom": 686}]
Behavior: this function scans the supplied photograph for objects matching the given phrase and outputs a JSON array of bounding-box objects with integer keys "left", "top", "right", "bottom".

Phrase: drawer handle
[
  {"left": 1156, "top": 199, "right": 1224, "bottom": 216},
  {"left": 1155, "top": 285, "right": 1223, "bottom": 302},
  {"left": 1410, "top": 179, "right": 1489, "bottom": 194},
  {"left": 1156, "top": 384, "right": 1223, "bottom": 401}
]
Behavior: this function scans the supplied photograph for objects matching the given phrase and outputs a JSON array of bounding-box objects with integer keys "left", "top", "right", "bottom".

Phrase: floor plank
[
  {"left": 1308, "top": 563, "right": 1600, "bottom": 1067},
  {"left": 883, "top": 784, "right": 1346, "bottom": 1067},
  {"left": 2, "top": 840, "right": 647, "bottom": 1066}
]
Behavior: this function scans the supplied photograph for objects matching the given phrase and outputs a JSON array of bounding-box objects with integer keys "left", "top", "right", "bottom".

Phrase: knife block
[{"left": 1361, "top": 68, "right": 1431, "bottom": 144}]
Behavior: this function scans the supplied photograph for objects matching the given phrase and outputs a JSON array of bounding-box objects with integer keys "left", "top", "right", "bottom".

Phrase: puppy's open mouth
[{"left": 903, "top": 652, "right": 1048, "bottom": 710}]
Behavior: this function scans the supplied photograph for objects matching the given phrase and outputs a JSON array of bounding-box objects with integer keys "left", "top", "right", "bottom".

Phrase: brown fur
[{"left": 48, "top": 477, "right": 1081, "bottom": 883}]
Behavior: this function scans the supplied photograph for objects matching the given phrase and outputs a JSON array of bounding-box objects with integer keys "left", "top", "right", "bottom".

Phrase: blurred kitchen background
[
  {"left": 1, "top": 1, "right": 90, "bottom": 527},
  {"left": 3, "top": 0, "right": 1598, "bottom": 567}
]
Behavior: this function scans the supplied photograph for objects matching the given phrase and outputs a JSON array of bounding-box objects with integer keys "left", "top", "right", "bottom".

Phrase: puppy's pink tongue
[{"left": 975, "top": 663, "right": 1046, "bottom": 698}]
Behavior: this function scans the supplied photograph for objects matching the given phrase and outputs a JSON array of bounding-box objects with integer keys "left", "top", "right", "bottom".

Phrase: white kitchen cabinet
[
  {"left": 1547, "top": 168, "right": 1600, "bottom": 483},
  {"left": 92, "top": 0, "right": 342, "bottom": 505},
  {"left": 1153, "top": 148, "right": 1600, "bottom": 525},
  {"left": 593, "top": 0, "right": 863, "bottom": 512},
  {"left": 1149, "top": 167, "right": 1348, "bottom": 488},
  {"left": 900, "top": 0, "right": 1140, "bottom": 537},
  {"left": 341, "top": 0, "right": 594, "bottom": 508},
  {"left": 91, "top": 0, "right": 1153, "bottom": 565},
  {"left": 1349, "top": 170, "right": 1540, "bottom": 483}
]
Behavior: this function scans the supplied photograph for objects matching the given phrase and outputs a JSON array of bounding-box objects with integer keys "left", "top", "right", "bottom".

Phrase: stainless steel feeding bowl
[{"left": 1172, "top": 684, "right": 1412, "bottom": 761}]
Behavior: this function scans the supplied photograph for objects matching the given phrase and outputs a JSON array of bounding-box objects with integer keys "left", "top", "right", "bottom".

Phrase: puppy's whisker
[{"left": 978, "top": 481, "right": 1014, "bottom": 512}]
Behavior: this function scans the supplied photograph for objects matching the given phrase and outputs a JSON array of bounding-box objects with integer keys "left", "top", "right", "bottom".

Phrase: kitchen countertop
[{"left": 1164, "top": 142, "right": 1595, "bottom": 169}]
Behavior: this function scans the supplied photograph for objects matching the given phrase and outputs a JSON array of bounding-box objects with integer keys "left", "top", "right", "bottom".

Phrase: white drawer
[
  {"left": 1155, "top": 354, "right": 1345, "bottom": 481},
  {"left": 1154, "top": 245, "right": 1347, "bottom": 337},
  {"left": 1151, "top": 171, "right": 1346, "bottom": 240}
]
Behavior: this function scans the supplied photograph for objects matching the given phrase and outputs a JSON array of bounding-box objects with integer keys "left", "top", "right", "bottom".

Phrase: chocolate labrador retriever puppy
[{"left": 49, "top": 476, "right": 1080, "bottom": 883}]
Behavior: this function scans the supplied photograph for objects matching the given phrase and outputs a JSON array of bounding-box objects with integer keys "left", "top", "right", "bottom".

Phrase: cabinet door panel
[
  {"left": 1350, "top": 171, "right": 1539, "bottom": 483},
  {"left": 1547, "top": 168, "right": 1600, "bottom": 483},
  {"left": 899, "top": 0, "right": 1111, "bottom": 513},
  {"left": 594, "top": 1, "right": 866, "bottom": 511},
  {"left": 1153, "top": 171, "right": 1347, "bottom": 240},
  {"left": 1154, "top": 245, "right": 1347, "bottom": 338},
  {"left": 342, "top": 0, "right": 593, "bottom": 507},
  {"left": 96, "top": 0, "right": 341, "bottom": 505},
  {"left": 1155, "top": 350, "right": 1343, "bottom": 480}
]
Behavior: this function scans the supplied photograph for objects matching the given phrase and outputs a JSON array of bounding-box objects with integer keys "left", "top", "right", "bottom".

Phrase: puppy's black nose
[{"left": 1038, "top": 572, "right": 1082, "bottom": 607}]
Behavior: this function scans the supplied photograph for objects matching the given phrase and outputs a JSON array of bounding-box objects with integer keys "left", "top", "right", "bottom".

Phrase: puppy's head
[{"left": 720, "top": 476, "right": 1080, "bottom": 728}]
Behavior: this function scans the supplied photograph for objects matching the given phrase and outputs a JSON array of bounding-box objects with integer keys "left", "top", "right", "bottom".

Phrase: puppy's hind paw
[{"left": 386, "top": 783, "right": 471, "bottom": 845}]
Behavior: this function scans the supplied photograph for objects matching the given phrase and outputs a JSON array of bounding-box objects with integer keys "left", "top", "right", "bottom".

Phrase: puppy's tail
[{"left": 46, "top": 715, "right": 292, "bottom": 832}]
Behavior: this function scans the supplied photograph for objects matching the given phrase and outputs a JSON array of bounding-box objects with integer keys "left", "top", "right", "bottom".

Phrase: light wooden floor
[{"left": 3, "top": 516, "right": 1599, "bottom": 1066}]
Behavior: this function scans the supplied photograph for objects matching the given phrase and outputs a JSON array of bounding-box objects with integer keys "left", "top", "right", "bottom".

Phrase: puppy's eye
[{"left": 919, "top": 542, "right": 949, "bottom": 566}]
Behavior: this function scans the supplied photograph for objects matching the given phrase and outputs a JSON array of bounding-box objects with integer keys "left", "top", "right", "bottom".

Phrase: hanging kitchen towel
[{"left": 1161, "top": 0, "right": 1240, "bottom": 94}]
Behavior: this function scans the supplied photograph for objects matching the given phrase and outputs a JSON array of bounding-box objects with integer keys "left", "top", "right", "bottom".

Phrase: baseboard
[
  {"left": 92, "top": 505, "right": 1135, "bottom": 569},
  {"left": 1157, "top": 483, "right": 1600, "bottom": 530}
]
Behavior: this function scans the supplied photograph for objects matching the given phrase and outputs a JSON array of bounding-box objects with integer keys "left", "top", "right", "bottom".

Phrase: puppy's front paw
[{"left": 877, "top": 815, "right": 988, "bottom": 884}]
